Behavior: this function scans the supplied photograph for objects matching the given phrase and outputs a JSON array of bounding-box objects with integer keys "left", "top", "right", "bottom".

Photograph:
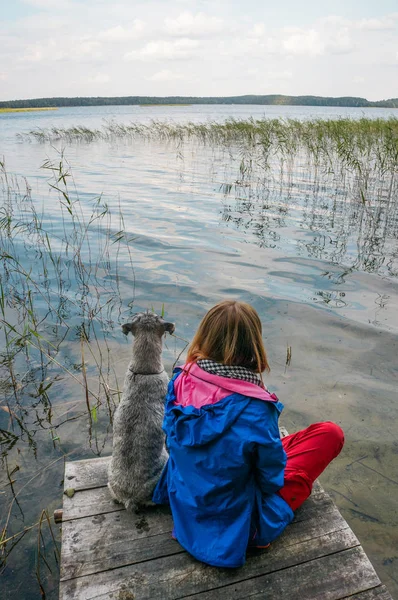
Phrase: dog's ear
[
  {"left": 122, "top": 322, "right": 135, "bottom": 335},
  {"left": 163, "top": 321, "right": 175, "bottom": 335}
]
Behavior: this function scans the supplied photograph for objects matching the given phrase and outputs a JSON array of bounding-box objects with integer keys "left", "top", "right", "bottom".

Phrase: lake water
[{"left": 1, "top": 105, "right": 398, "bottom": 599}]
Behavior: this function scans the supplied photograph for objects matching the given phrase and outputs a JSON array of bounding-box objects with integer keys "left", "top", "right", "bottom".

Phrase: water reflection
[{"left": 220, "top": 153, "right": 397, "bottom": 282}]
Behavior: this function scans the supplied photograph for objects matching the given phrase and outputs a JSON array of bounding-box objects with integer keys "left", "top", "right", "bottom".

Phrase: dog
[{"left": 108, "top": 311, "right": 175, "bottom": 511}]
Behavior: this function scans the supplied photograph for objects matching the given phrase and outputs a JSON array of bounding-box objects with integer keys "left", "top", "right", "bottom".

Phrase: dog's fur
[{"left": 108, "top": 311, "right": 175, "bottom": 511}]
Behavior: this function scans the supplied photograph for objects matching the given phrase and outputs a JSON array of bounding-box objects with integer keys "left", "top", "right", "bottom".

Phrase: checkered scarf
[{"left": 197, "top": 359, "right": 262, "bottom": 387}]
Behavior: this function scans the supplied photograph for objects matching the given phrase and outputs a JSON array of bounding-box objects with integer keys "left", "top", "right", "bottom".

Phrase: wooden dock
[{"left": 59, "top": 455, "right": 393, "bottom": 600}]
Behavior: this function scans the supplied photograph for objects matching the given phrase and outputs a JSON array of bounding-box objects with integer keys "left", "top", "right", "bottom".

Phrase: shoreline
[{"left": 0, "top": 107, "right": 58, "bottom": 114}]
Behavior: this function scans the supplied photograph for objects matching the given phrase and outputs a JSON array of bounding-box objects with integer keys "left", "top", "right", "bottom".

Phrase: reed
[
  {"left": 0, "top": 153, "right": 138, "bottom": 583},
  {"left": 20, "top": 117, "right": 398, "bottom": 186}
]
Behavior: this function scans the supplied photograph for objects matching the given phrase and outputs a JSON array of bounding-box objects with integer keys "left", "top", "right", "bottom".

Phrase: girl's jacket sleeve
[{"left": 247, "top": 400, "right": 287, "bottom": 496}]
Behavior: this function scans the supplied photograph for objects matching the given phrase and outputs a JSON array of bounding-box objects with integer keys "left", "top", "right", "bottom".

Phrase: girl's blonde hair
[{"left": 186, "top": 300, "right": 270, "bottom": 373}]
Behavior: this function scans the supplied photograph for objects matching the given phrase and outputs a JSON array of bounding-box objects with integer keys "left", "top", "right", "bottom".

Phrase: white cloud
[
  {"left": 353, "top": 75, "right": 365, "bottom": 83},
  {"left": 88, "top": 73, "right": 110, "bottom": 83},
  {"left": 164, "top": 12, "right": 223, "bottom": 37},
  {"left": 279, "top": 28, "right": 324, "bottom": 56},
  {"left": 268, "top": 70, "right": 293, "bottom": 80},
  {"left": 356, "top": 17, "right": 397, "bottom": 31},
  {"left": 20, "top": 38, "right": 102, "bottom": 63},
  {"left": 249, "top": 23, "right": 266, "bottom": 38},
  {"left": 277, "top": 24, "right": 353, "bottom": 56},
  {"left": 98, "top": 21, "right": 145, "bottom": 42},
  {"left": 147, "top": 69, "right": 183, "bottom": 81},
  {"left": 124, "top": 38, "right": 199, "bottom": 61},
  {"left": 236, "top": 17, "right": 355, "bottom": 60}
]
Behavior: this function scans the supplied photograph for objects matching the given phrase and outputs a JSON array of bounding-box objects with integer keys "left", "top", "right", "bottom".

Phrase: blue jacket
[{"left": 153, "top": 363, "right": 294, "bottom": 568}]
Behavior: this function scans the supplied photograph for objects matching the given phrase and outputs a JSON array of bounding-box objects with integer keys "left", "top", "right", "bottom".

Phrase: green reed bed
[{"left": 20, "top": 117, "right": 398, "bottom": 175}]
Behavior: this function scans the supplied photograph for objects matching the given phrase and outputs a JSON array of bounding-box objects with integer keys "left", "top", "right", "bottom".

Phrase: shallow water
[{"left": 0, "top": 105, "right": 398, "bottom": 599}]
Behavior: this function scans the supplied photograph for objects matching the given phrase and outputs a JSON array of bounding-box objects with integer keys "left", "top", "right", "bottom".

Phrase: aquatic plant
[
  {"left": 20, "top": 117, "right": 398, "bottom": 178},
  {"left": 0, "top": 152, "right": 191, "bottom": 597},
  {"left": 0, "top": 154, "right": 135, "bottom": 586}
]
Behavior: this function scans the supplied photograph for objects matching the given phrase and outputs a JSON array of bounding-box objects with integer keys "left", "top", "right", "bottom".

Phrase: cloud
[
  {"left": 268, "top": 70, "right": 293, "bottom": 80},
  {"left": 15, "top": 14, "right": 70, "bottom": 32},
  {"left": 246, "top": 67, "right": 292, "bottom": 81},
  {"left": 278, "top": 28, "right": 324, "bottom": 56},
  {"left": 147, "top": 69, "right": 183, "bottom": 81},
  {"left": 356, "top": 17, "right": 397, "bottom": 31},
  {"left": 279, "top": 23, "right": 353, "bottom": 56},
  {"left": 3, "top": 5, "right": 397, "bottom": 100},
  {"left": 164, "top": 12, "right": 223, "bottom": 37},
  {"left": 236, "top": 17, "right": 355, "bottom": 60},
  {"left": 124, "top": 38, "right": 199, "bottom": 61},
  {"left": 88, "top": 73, "right": 110, "bottom": 83},
  {"left": 249, "top": 23, "right": 266, "bottom": 38},
  {"left": 98, "top": 21, "right": 145, "bottom": 42},
  {"left": 20, "top": 38, "right": 102, "bottom": 63}
]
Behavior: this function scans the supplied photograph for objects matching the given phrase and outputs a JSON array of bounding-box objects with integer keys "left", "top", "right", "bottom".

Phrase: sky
[{"left": 0, "top": 0, "right": 397, "bottom": 101}]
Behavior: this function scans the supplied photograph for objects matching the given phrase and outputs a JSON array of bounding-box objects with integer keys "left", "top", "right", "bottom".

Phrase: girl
[{"left": 153, "top": 300, "right": 344, "bottom": 568}]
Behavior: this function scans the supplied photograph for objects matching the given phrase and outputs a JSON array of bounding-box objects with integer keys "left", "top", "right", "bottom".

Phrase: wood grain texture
[
  {"left": 60, "top": 506, "right": 173, "bottom": 580},
  {"left": 181, "top": 547, "right": 381, "bottom": 600},
  {"left": 344, "top": 586, "right": 395, "bottom": 599},
  {"left": 64, "top": 456, "right": 110, "bottom": 492},
  {"left": 60, "top": 528, "right": 363, "bottom": 600},
  {"left": 62, "top": 485, "right": 123, "bottom": 521},
  {"left": 60, "top": 494, "right": 351, "bottom": 581}
]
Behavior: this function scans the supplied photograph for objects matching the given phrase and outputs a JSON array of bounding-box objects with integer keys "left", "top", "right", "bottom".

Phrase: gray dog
[{"left": 108, "top": 311, "right": 175, "bottom": 511}]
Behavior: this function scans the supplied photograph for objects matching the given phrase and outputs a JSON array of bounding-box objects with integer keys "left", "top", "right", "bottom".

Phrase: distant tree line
[{"left": 0, "top": 95, "right": 398, "bottom": 109}]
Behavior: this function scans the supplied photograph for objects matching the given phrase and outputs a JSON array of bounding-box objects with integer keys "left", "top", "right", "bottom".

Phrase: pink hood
[{"left": 174, "top": 362, "right": 279, "bottom": 409}]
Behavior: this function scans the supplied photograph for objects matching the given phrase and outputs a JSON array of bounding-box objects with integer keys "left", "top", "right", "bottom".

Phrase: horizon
[
  {"left": 2, "top": 93, "right": 398, "bottom": 105},
  {"left": 1, "top": 1, "right": 397, "bottom": 102}
]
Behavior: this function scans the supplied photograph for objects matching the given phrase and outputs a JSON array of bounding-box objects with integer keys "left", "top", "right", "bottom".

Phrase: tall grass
[
  {"left": 0, "top": 154, "right": 140, "bottom": 584},
  {"left": 20, "top": 117, "right": 398, "bottom": 177}
]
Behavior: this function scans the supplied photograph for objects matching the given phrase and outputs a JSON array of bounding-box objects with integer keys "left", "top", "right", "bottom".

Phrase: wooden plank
[
  {"left": 344, "top": 586, "right": 393, "bottom": 599},
  {"left": 64, "top": 456, "right": 110, "bottom": 492},
  {"left": 60, "top": 493, "right": 350, "bottom": 580},
  {"left": 62, "top": 486, "right": 124, "bottom": 521},
  {"left": 292, "top": 488, "right": 333, "bottom": 522},
  {"left": 60, "top": 506, "right": 173, "bottom": 580},
  {"left": 59, "top": 527, "right": 360, "bottom": 600},
  {"left": 181, "top": 547, "right": 381, "bottom": 600}
]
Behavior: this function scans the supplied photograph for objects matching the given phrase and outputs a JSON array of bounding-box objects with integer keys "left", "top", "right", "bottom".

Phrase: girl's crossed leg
[{"left": 278, "top": 421, "right": 344, "bottom": 511}]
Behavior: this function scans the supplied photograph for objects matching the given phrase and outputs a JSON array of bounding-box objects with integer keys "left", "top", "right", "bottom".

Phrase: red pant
[{"left": 278, "top": 422, "right": 344, "bottom": 511}]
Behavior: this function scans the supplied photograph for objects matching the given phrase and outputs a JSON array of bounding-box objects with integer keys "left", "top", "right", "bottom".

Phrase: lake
[{"left": 1, "top": 104, "right": 397, "bottom": 599}]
